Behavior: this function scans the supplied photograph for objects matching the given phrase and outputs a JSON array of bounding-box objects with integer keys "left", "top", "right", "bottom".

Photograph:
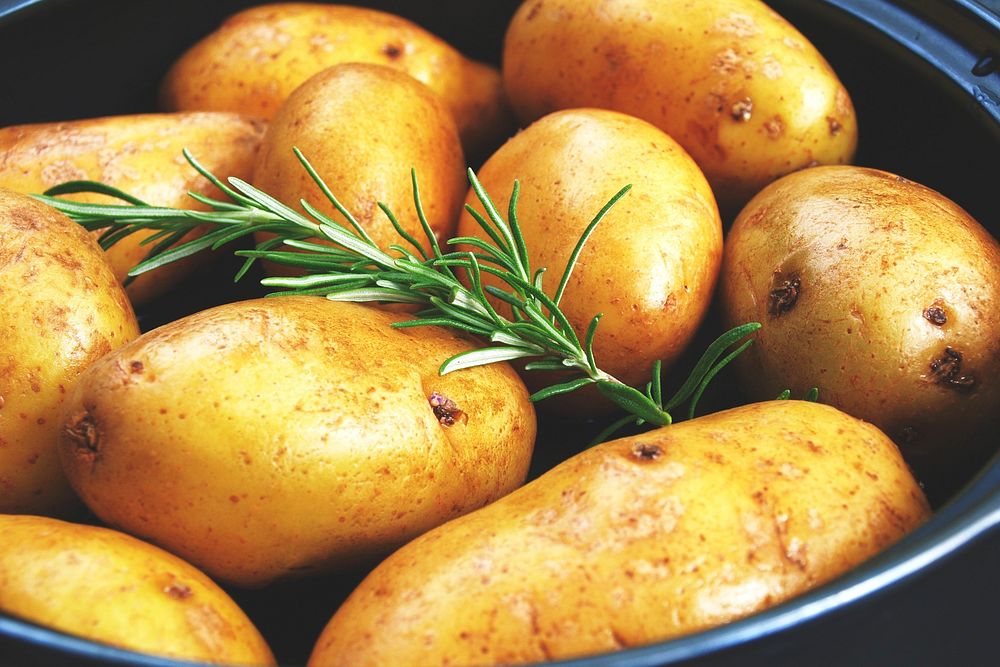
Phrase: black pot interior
[{"left": 0, "top": 1, "right": 998, "bottom": 666}]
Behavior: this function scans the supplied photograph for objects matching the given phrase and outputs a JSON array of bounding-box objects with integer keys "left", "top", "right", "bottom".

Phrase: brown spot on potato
[
  {"left": 929, "top": 347, "right": 976, "bottom": 392},
  {"left": 429, "top": 391, "right": 466, "bottom": 427},
  {"left": 165, "top": 582, "right": 193, "bottom": 600},
  {"left": 632, "top": 443, "right": 662, "bottom": 461},
  {"left": 381, "top": 43, "right": 403, "bottom": 59},
  {"left": 0, "top": 395, "right": 4, "bottom": 409},
  {"left": 730, "top": 98, "right": 753, "bottom": 122},
  {"left": 768, "top": 276, "right": 801, "bottom": 318},
  {"left": 604, "top": 44, "right": 627, "bottom": 71},
  {"left": 764, "top": 116, "right": 785, "bottom": 139},
  {"left": 923, "top": 306, "right": 947, "bottom": 326},
  {"left": 129, "top": 360, "right": 144, "bottom": 374},
  {"left": 826, "top": 117, "right": 842, "bottom": 135}
]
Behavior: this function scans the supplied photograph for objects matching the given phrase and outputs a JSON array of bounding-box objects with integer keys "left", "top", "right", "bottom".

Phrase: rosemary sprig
[{"left": 34, "top": 148, "right": 760, "bottom": 439}]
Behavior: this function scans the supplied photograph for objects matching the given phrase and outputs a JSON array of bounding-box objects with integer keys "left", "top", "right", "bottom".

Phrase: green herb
[{"left": 35, "top": 148, "right": 760, "bottom": 440}]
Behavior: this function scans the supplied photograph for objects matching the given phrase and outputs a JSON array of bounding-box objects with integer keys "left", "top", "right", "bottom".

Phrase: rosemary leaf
[
  {"left": 663, "top": 322, "right": 761, "bottom": 412},
  {"left": 326, "top": 287, "right": 426, "bottom": 304},
  {"left": 43, "top": 180, "right": 149, "bottom": 206},
  {"left": 439, "top": 346, "right": 540, "bottom": 375},
  {"left": 596, "top": 381, "right": 672, "bottom": 427},
  {"left": 686, "top": 339, "right": 755, "bottom": 420},
  {"left": 529, "top": 377, "right": 595, "bottom": 402}
]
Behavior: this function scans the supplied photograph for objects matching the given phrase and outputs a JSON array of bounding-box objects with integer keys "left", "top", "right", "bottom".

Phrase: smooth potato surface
[
  {"left": 58, "top": 297, "right": 535, "bottom": 587},
  {"left": 720, "top": 166, "right": 1000, "bottom": 489},
  {"left": 0, "top": 191, "right": 138, "bottom": 516},
  {"left": 252, "top": 63, "right": 465, "bottom": 268},
  {"left": 0, "top": 515, "right": 275, "bottom": 665},
  {"left": 459, "top": 108, "right": 721, "bottom": 412},
  {"left": 161, "top": 3, "right": 514, "bottom": 158},
  {"left": 0, "top": 112, "right": 265, "bottom": 305},
  {"left": 309, "top": 400, "right": 929, "bottom": 667},
  {"left": 503, "top": 0, "right": 857, "bottom": 212}
]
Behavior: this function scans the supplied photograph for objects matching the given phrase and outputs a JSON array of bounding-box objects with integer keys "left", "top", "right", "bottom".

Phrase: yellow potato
[
  {"left": 0, "top": 514, "right": 275, "bottom": 665},
  {"left": 0, "top": 190, "right": 139, "bottom": 516},
  {"left": 0, "top": 112, "right": 265, "bottom": 305},
  {"left": 309, "top": 400, "right": 929, "bottom": 667},
  {"left": 458, "top": 108, "right": 721, "bottom": 413},
  {"left": 252, "top": 63, "right": 465, "bottom": 270},
  {"left": 58, "top": 297, "right": 536, "bottom": 587},
  {"left": 160, "top": 3, "right": 515, "bottom": 159},
  {"left": 503, "top": 0, "right": 857, "bottom": 213},
  {"left": 719, "top": 166, "right": 1000, "bottom": 493}
]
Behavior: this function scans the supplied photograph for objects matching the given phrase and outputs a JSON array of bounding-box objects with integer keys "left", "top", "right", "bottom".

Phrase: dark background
[{"left": 0, "top": 1, "right": 998, "bottom": 666}]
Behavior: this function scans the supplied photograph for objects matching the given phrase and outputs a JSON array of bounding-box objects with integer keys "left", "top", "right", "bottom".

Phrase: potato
[
  {"left": 308, "top": 400, "right": 929, "bottom": 666},
  {"left": 0, "top": 190, "right": 139, "bottom": 516},
  {"left": 719, "top": 166, "right": 1000, "bottom": 492},
  {"left": 57, "top": 297, "right": 536, "bottom": 587},
  {"left": 252, "top": 63, "right": 465, "bottom": 268},
  {"left": 0, "top": 514, "right": 275, "bottom": 665},
  {"left": 503, "top": 0, "right": 857, "bottom": 213},
  {"left": 160, "top": 3, "right": 515, "bottom": 159},
  {"left": 0, "top": 112, "right": 265, "bottom": 305},
  {"left": 458, "top": 108, "right": 721, "bottom": 413}
]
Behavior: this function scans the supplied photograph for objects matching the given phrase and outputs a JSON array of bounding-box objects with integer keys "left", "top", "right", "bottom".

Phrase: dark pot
[{"left": 0, "top": 1, "right": 998, "bottom": 665}]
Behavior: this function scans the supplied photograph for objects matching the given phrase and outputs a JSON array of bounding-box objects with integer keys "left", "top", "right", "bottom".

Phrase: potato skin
[
  {"left": 459, "top": 108, "right": 721, "bottom": 412},
  {"left": 719, "top": 166, "right": 1000, "bottom": 487},
  {"left": 161, "top": 3, "right": 514, "bottom": 158},
  {"left": 309, "top": 400, "right": 929, "bottom": 667},
  {"left": 503, "top": 0, "right": 857, "bottom": 213},
  {"left": 0, "top": 112, "right": 265, "bottom": 305},
  {"left": 58, "top": 297, "right": 535, "bottom": 587},
  {"left": 0, "top": 191, "right": 139, "bottom": 516},
  {"left": 252, "top": 63, "right": 465, "bottom": 266},
  {"left": 0, "top": 515, "right": 275, "bottom": 665}
]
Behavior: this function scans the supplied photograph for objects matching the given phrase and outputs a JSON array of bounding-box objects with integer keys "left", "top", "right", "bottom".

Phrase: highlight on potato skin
[
  {"left": 0, "top": 515, "right": 276, "bottom": 666},
  {"left": 307, "top": 400, "right": 929, "bottom": 667},
  {"left": 57, "top": 297, "right": 536, "bottom": 588},
  {"left": 503, "top": 0, "right": 858, "bottom": 214},
  {"left": 0, "top": 190, "right": 139, "bottom": 517},
  {"left": 719, "top": 165, "right": 1000, "bottom": 495}
]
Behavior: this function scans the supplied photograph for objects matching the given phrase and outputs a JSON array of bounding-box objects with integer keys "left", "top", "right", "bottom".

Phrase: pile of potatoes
[{"left": 0, "top": 1, "right": 996, "bottom": 666}]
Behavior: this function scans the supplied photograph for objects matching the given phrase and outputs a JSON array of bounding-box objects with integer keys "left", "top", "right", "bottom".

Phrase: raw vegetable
[
  {"left": 160, "top": 3, "right": 515, "bottom": 159},
  {"left": 503, "top": 0, "right": 858, "bottom": 213},
  {"left": 456, "top": 108, "right": 723, "bottom": 415},
  {"left": 0, "top": 112, "right": 264, "bottom": 305},
  {"left": 58, "top": 297, "right": 536, "bottom": 587},
  {"left": 0, "top": 514, "right": 276, "bottom": 665},
  {"left": 0, "top": 190, "right": 138, "bottom": 516},
  {"left": 720, "top": 165, "right": 1000, "bottom": 495},
  {"left": 307, "top": 400, "right": 929, "bottom": 666}
]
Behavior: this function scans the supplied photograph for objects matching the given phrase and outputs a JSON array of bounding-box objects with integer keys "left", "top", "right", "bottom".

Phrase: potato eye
[
  {"left": 922, "top": 305, "right": 947, "bottom": 326},
  {"left": 429, "top": 391, "right": 467, "bottom": 427},
  {"left": 928, "top": 347, "right": 977, "bottom": 392},
  {"left": 768, "top": 276, "right": 801, "bottom": 318}
]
